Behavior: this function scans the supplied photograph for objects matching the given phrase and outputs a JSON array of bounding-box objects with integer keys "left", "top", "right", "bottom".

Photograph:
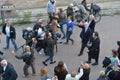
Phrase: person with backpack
[{"left": 12, "top": 45, "right": 36, "bottom": 77}]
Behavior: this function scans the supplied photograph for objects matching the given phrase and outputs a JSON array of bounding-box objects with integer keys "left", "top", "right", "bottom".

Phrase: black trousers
[{"left": 80, "top": 43, "right": 87, "bottom": 55}]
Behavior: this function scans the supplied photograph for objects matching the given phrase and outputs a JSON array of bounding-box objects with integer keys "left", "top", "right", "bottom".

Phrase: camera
[{"left": 22, "top": 29, "right": 35, "bottom": 40}]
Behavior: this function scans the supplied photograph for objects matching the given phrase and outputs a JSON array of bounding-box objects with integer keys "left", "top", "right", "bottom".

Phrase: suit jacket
[
  {"left": 89, "top": 37, "right": 100, "bottom": 52},
  {"left": 78, "top": 25, "right": 92, "bottom": 44},
  {"left": 2, "top": 24, "right": 16, "bottom": 39},
  {"left": 2, "top": 62, "right": 18, "bottom": 80},
  {"left": 88, "top": 20, "right": 96, "bottom": 33}
]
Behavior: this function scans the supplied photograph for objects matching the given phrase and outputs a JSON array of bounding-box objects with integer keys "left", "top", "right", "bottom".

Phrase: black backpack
[{"left": 103, "top": 57, "right": 111, "bottom": 68}]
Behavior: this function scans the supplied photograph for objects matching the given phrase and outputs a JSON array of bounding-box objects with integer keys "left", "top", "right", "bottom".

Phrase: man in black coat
[
  {"left": 2, "top": 19, "right": 18, "bottom": 51},
  {"left": 66, "top": 3, "right": 74, "bottom": 21},
  {"left": 0, "top": 59, "right": 18, "bottom": 80},
  {"left": 77, "top": 21, "right": 92, "bottom": 56},
  {"left": 87, "top": 32, "right": 100, "bottom": 65},
  {"left": 88, "top": 15, "right": 96, "bottom": 33}
]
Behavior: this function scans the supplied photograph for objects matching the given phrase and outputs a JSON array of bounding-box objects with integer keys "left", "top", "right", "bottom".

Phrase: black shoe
[
  {"left": 3, "top": 47, "right": 9, "bottom": 49},
  {"left": 78, "top": 54, "right": 82, "bottom": 56},
  {"left": 86, "top": 61, "right": 91, "bottom": 63},
  {"left": 92, "top": 63, "right": 98, "bottom": 66},
  {"left": 42, "top": 61, "right": 47, "bottom": 66},
  {"left": 50, "top": 61, "right": 56, "bottom": 64}
]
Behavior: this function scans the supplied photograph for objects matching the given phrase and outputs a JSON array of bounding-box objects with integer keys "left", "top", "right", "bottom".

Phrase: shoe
[
  {"left": 3, "top": 47, "right": 9, "bottom": 49},
  {"left": 92, "top": 63, "right": 98, "bottom": 66},
  {"left": 78, "top": 54, "right": 82, "bottom": 56},
  {"left": 50, "top": 61, "right": 56, "bottom": 64},
  {"left": 39, "top": 52, "right": 42, "bottom": 55},
  {"left": 86, "top": 61, "right": 91, "bottom": 63},
  {"left": 62, "top": 37, "right": 65, "bottom": 39},
  {"left": 72, "top": 41, "right": 74, "bottom": 45},
  {"left": 42, "top": 61, "right": 47, "bottom": 66},
  {"left": 64, "top": 42, "right": 68, "bottom": 44}
]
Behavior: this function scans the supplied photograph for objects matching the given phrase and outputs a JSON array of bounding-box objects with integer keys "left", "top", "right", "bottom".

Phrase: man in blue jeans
[
  {"left": 42, "top": 32, "right": 56, "bottom": 66},
  {"left": 2, "top": 19, "right": 18, "bottom": 51}
]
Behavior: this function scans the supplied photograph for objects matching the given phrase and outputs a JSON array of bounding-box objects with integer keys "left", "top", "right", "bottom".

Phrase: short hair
[
  {"left": 94, "top": 31, "right": 99, "bottom": 37},
  {"left": 40, "top": 67, "right": 48, "bottom": 76},
  {"left": 99, "top": 70, "right": 105, "bottom": 76},
  {"left": 1, "top": 59, "right": 7, "bottom": 66},
  {"left": 71, "top": 70, "right": 77, "bottom": 77}
]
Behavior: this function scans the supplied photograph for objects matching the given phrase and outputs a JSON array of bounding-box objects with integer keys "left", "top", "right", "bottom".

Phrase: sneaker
[
  {"left": 42, "top": 61, "right": 47, "bottom": 66},
  {"left": 64, "top": 42, "right": 68, "bottom": 44},
  {"left": 50, "top": 61, "right": 56, "bottom": 64},
  {"left": 72, "top": 41, "right": 74, "bottom": 45},
  {"left": 39, "top": 52, "right": 42, "bottom": 55},
  {"left": 62, "top": 37, "right": 65, "bottom": 39},
  {"left": 78, "top": 54, "right": 82, "bottom": 56}
]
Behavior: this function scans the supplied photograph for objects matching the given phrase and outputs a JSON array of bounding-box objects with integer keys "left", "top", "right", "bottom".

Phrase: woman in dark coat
[
  {"left": 86, "top": 32, "right": 100, "bottom": 65},
  {"left": 54, "top": 61, "right": 68, "bottom": 80}
]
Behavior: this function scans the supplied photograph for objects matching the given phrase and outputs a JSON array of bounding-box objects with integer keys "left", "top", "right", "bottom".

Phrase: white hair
[{"left": 1, "top": 59, "right": 8, "bottom": 66}]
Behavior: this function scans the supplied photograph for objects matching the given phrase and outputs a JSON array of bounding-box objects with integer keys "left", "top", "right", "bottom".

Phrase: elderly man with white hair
[
  {"left": 12, "top": 45, "right": 36, "bottom": 77},
  {"left": 88, "top": 14, "right": 96, "bottom": 33},
  {"left": 77, "top": 21, "right": 92, "bottom": 56},
  {"left": 0, "top": 59, "right": 18, "bottom": 80}
]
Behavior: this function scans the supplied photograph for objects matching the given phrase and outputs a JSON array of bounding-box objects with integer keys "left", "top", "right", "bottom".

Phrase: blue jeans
[
  {"left": 66, "top": 31, "right": 73, "bottom": 43},
  {"left": 5, "top": 36, "right": 18, "bottom": 51},
  {"left": 44, "top": 55, "right": 53, "bottom": 63},
  {"left": 36, "top": 47, "right": 47, "bottom": 55},
  {"left": 59, "top": 21, "right": 66, "bottom": 38}
]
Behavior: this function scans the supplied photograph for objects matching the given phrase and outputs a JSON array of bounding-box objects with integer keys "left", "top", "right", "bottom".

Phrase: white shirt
[
  {"left": 85, "top": 27, "right": 88, "bottom": 32},
  {"left": 5, "top": 26, "right": 10, "bottom": 37},
  {"left": 3, "top": 66, "right": 7, "bottom": 71},
  {"left": 65, "top": 68, "right": 83, "bottom": 80}
]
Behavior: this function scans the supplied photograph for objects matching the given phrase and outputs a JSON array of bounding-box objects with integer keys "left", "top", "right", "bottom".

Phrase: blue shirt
[{"left": 66, "top": 20, "right": 74, "bottom": 32}]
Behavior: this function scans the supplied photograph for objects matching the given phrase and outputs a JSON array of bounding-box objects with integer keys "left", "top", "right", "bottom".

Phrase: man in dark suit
[
  {"left": 0, "top": 59, "right": 18, "bottom": 80},
  {"left": 77, "top": 21, "right": 92, "bottom": 56},
  {"left": 87, "top": 32, "right": 100, "bottom": 65},
  {"left": 2, "top": 19, "right": 18, "bottom": 51},
  {"left": 88, "top": 15, "right": 96, "bottom": 33}
]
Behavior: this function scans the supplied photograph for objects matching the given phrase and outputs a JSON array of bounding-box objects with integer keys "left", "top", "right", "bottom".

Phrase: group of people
[
  {"left": 0, "top": 0, "right": 120, "bottom": 80},
  {"left": 39, "top": 61, "right": 90, "bottom": 80}
]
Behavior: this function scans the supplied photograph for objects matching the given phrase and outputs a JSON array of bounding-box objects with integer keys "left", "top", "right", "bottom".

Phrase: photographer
[
  {"left": 12, "top": 45, "right": 36, "bottom": 77},
  {"left": 78, "top": 62, "right": 90, "bottom": 80},
  {"left": 22, "top": 27, "right": 35, "bottom": 47},
  {"left": 65, "top": 64, "right": 83, "bottom": 80}
]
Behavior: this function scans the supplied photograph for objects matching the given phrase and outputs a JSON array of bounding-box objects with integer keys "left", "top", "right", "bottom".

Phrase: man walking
[
  {"left": 2, "top": 19, "right": 18, "bottom": 51},
  {"left": 77, "top": 21, "right": 92, "bottom": 56},
  {"left": 42, "top": 32, "right": 56, "bottom": 66}
]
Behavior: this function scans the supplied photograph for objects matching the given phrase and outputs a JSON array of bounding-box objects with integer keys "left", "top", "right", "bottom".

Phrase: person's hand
[
  {"left": 79, "top": 21, "right": 83, "bottom": 25},
  {"left": 86, "top": 49, "right": 89, "bottom": 53}
]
